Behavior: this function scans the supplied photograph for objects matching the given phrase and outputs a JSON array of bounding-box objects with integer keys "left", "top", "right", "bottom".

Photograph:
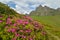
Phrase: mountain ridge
[{"left": 29, "top": 5, "right": 60, "bottom": 16}]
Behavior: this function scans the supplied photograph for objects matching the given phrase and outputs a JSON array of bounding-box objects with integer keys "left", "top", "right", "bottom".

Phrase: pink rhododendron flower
[
  {"left": 11, "top": 28, "right": 16, "bottom": 33},
  {"left": 13, "top": 23, "right": 17, "bottom": 26},
  {"left": 21, "top": 35, "right": 26, "bottom": 38},
  {"left": 29, "top": 18, "right": 33, "bottom": 21},
  {"left": 25, "top": 29, "right": 31, "bottom": 33},
  {"left": 15, "top": 33, "right": 20, "bottom": 37},
  {"left": 7, "top": 17, "right": 10, "bottom": 21},
  {"left": 6, "top": 17, "right": 12, "bottom": 24},
  {"left": 24, "top": 21, "right": 28, "bottom": 25},
  {"left": 25, "top": 16, "right": 33, "bottom": 21},
  {"left": 20, "top": 30, "right": 24, "bottom": 32},
  {"left": 35, "top": 25, "right": 38, "bottom": 27},
  {"left": 6, "top": 21, "right": 12, "bottom": 24},
  {"left": 17, "top": 19, "right": 23, "bottom": 24},
  {"left": 0, "top": 20, "right": 2, "bottom": 23},
  {"left": 16, "top": 34, "right": 20, "bottom": 37},
  {"left": 7, "top": 29, "right": 11, "bottom": 32},
  {"left": 6, "top": 20, "right": 11, "bottom": 24}
]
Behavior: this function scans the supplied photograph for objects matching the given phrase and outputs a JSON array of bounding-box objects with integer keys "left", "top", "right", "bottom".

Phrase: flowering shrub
[{"left": 0, "top": 15, "right": 47, "bottom": 40}]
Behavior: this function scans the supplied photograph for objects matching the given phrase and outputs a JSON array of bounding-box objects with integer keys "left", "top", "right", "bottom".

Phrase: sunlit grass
[{"left": 31, "top": 15, "right": 60, "bottom": 39}]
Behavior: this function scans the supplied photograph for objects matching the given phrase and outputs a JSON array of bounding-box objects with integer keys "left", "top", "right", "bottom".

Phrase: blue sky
[
  {"left": 7, "top": 1, "right": 16, "bottom": 8},
  {"left": 0, "top": 0, "right": 60, "bottom": 14}
]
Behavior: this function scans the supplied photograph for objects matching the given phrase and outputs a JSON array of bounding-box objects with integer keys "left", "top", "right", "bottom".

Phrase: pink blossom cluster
[
  {"left": 0, "top": 15, "right": 46, "bottom": 40},
  {"left": 6, "top": 17, "right": 12, "bottom": 24}
]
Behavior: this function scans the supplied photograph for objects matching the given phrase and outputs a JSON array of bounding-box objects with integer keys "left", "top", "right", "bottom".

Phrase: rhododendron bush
[{"left": 0, "top": 14, "right": 47, "bottom": 40}]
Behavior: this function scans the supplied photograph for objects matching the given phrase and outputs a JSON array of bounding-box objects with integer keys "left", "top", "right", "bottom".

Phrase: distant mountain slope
[{"left": 30, "top": 5, "right": 60, "bottom": 16}]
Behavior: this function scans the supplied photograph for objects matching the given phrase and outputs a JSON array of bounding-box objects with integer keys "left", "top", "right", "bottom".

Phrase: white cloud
[{"left": 0, "top": 0, "right": 60, "bottom": 14}]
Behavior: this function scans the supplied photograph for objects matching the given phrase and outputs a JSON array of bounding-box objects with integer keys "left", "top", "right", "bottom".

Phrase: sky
[{"left": 0, "top": 0, "right": 60, "bottom": 14}]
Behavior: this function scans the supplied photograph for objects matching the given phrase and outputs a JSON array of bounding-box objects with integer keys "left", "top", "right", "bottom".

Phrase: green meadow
[{"left": 31, "top": 15, "right": 60, "bottom": 40}]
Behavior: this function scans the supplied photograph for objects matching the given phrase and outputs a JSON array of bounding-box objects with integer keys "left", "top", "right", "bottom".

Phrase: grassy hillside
[
  {"left": 0, "top": 2, "right": 48, "bottom": 40},
  {"left": 31, "top": 15, "right": 60, "bottom": 27},
  {"left": 31, "top": 15, "right": 60, "bottom": 40}
]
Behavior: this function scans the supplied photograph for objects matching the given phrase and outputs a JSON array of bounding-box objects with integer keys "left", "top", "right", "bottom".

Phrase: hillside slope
[
  {"left": 31, "top": 15, "right": 60, "bottom": 40},
  {"left": 0, "top": 2, "right": 47, "bottom": 40}
]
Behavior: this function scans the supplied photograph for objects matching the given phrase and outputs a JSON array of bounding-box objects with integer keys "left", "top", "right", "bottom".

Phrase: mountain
[
  {"left": 0, "top": 2, "right": 47, "bottom": 40},
  {"left": 29, "top": 5, "right": 60, "bottom": 16}
]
